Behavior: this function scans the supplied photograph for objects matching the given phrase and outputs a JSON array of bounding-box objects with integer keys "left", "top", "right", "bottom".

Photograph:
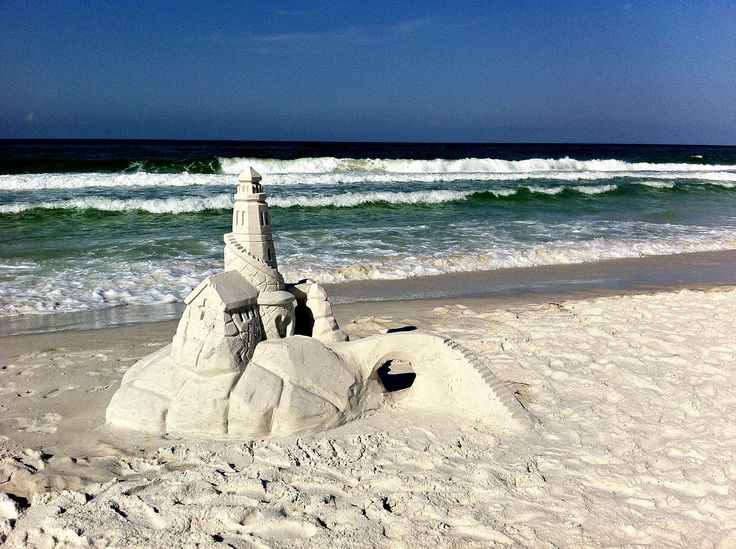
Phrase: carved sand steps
[
  {"left": 438, "top": 336, "right": 538, "bottom": 429},
  {"left": 224, "top": 233, "right": 284, "bottom": 292},
  {"left": 331, "top": 330, "right": 537, "bottom": 431}
]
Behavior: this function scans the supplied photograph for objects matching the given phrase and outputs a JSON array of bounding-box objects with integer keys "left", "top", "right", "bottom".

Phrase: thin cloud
[
  {"left": 184, "top": 16, "right": 470, "bottom": 52},
  {"left": 272, "top": 7, "right": 328, "bottom": 16},
  {"left": 251, "top": 17, "right": 441, "bottom": 48},
  {"left": 387, "top": 17, "right": 437, "bottom": 34},
  {"left": 25, "top": 112, "right": 38, "bottom": 126},
  {"left": 252, "top": 27, "right": 361, "bottom": 44}
]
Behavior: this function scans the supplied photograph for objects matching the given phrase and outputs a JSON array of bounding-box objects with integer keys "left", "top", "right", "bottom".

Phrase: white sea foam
[
  {"left": 269, "top": 190, "right": 472, "bottom": 208},
  {"left": 262, "top": 170, "right": 736, "bottom": 185},
  {"left": 1, "top": 190, "right": 477, "bottom": 212},
  {"left": 0, "top": 195, "right": 234, "bottom": 214},
  {"left": 572, "top": 184, "right": 618, "bottom": 194},
  {"left": 0, "top": 259, "right": 219, "bottom": 316},
  {"left": 490, "top": 188, "right": 517, "bottom": 197},
  {"left": 0, "top": 185, "right": 630, "bottom": 213},
  {"left": 3, "top": 157, "right": 736, "bottom": 191},
  {"left": 526, "top": 185, "right": 565, "bottom": 195},
  {"left": 3, "top": 228, "right": 736, "bottom": 316},
  {"left": 219, "top": 155, "right": 736, "bottom": 175},
  {"left": 634, "top": 180, "right": 676, "bottom": 189},
  {"left": 0, "top": 172, "right": 229, "bottom": 191},
  {"left": 280, "top": 231, "right": 736, "bottom": 284},
  {"left": 3, "top": 170, "right": 735, "bottom": 192}
]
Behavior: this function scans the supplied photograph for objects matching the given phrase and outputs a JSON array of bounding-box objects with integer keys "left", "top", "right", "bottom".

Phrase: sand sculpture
[{"left": 106, "top": 169, "right": 535, "bottom": 438}]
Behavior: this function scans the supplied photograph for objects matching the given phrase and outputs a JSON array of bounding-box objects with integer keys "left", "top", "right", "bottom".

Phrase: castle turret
[{"left": 230, "top": 167, "right": 277, "bottom": 269}]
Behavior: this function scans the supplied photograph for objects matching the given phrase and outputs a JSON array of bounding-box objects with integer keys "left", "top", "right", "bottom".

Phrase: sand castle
[{"left": 106, "top": 169, "right": 535, "bottom": 438}]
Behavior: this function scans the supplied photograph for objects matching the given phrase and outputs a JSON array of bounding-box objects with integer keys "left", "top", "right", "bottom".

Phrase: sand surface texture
[{"left": 1, "top": 288, "right": 736, "bottom": 547}]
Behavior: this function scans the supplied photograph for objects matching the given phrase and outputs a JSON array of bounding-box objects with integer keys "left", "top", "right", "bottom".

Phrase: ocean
[{"left": 1, "top": 139, "right": 735, "bottom": 318}]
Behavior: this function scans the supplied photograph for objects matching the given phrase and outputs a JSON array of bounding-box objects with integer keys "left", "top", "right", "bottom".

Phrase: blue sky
[{"left": 1, "top": 0, "right": 734, "bottom": 143}]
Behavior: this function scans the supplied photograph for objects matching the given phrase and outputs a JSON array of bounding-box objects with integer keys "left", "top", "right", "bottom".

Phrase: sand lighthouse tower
[
  {"left": 231, "top": 167, "right": 277, "bottom": 269},
  {"left": 224, "top": 168, "right": 285, "bottom": 293}
]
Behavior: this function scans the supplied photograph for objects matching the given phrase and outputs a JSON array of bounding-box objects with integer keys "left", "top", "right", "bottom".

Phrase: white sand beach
[{"left": 1, "top": 285, "right": 735, "bottom": 547}]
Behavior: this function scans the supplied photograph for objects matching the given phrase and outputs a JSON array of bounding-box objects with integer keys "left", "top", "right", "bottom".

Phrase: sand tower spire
[{"left": 230, "top": 167, "right": 277, "bottom": 269}]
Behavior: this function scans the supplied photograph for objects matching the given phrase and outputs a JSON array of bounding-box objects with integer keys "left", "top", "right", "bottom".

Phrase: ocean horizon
[{"left": 1, "top": 139, "right": 736, "bottom": 318}]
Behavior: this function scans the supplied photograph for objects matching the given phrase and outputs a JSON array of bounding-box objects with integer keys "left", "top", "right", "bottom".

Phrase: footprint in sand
[
  {"left": 42, "top": 385, "right": 75, "bottom": 399},
  {"left": 109, "top": 496, "right": 167, "bottom": 530},
  {"left": 17, "top": 413, "right": 61, "bottom": 434},
  {"left": 449, "top": 522, "right": 515, "bottom": 544},
  {"left": 239, "top": 511, "right": 319, "bottom": 540}
]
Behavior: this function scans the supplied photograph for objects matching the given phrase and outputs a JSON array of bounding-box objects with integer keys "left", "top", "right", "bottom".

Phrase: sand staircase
[
  {"left": 224, "top": 233, "right": 285, "bottom": 291},
  {"left": 333, "top": 330, "right": 537, "bottom": 431},
  {"left": 438, "top": 336, "right": 537, "bottom": 429}
]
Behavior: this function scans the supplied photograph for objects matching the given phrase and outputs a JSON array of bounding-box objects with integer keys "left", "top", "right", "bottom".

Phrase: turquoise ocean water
[{"left": 1, "top": 140, "right": 735, "bottom": 317}]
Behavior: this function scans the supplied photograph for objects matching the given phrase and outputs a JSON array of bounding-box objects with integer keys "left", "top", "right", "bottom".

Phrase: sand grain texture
[{"left": 1, "top": 288, "right": 736, "bottom": 547}]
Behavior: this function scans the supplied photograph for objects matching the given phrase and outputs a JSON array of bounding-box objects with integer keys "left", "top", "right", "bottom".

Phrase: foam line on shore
[
  {"left": 3, "top": 233, "right": 736, "bottom": 317},
  {"left": 2, "top": 250, "right": 736, "bottom": 335}
]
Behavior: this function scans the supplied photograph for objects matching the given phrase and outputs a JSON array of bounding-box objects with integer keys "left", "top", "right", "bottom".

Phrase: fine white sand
[{"left": 1, "top": 287, "right": 736, "bottom": 547}]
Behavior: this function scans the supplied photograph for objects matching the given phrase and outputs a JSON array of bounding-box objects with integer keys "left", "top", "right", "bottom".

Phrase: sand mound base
[{"left": 106, "top": 331, "right": 534, "bottom": 439}]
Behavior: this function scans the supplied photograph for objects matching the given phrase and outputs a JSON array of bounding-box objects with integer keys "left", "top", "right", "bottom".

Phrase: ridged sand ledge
[{"left": 1, "top": 285, "right": 736, "bottom": 547}]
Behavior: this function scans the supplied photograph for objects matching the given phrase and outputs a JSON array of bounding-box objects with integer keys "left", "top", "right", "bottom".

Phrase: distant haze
[{"left": 1, "top": 0, "right": 734, "bottom": 144}]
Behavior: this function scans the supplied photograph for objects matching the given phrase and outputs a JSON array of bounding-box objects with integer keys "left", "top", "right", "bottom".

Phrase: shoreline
[{"left": 2, "top": 248, "right": 736, "bottom": 337}]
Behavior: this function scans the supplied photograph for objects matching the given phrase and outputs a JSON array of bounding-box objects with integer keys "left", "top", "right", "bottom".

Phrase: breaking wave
[
  {"left": 218, "top": 155, "right": 736, "bottom": 175},
  {"left": 0, "top": 195, "right": 233, "bottom": 214},
  {"left": 3, "top": 156, "right": 736, "bottom": 191},
  {"left": 2, "top": 181, "right": 734, "bottom": 214},
  {"left": 0, "top": 190, "right": 481, "bottom": 213},
  {"left": 0, "top": 172, "right": 228, "bottom": 191},
  {"left": 270, "top": 190, "right": 471, "bottom": 208}
]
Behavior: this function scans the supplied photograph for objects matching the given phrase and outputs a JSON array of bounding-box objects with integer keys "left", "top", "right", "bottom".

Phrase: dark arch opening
[
  {"left": 377, "top": 359, "right": 416, "bottom": 393},
  {"left": 293, "top": 302, "right": 314, "bottom": 336}
]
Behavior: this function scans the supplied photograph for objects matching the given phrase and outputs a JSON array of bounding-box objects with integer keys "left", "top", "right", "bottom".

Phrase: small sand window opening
[
  {"left": 275, "top": 314, "right": 291, "bottom": 338},
  {"left": 377, "top": 359, "right": 416, "bottom": 393}
]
